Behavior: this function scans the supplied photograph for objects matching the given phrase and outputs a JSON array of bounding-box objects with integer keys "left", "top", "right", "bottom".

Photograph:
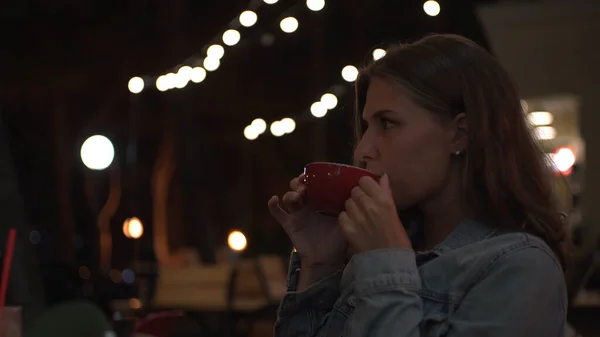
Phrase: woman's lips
[{"left": 366, "top": 169, "right": 384, "bottom": 178}]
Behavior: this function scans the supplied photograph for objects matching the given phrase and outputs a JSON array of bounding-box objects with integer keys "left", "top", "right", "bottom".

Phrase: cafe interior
[{"left": 1, "top": 0, "right": 599, "bottom": 336}]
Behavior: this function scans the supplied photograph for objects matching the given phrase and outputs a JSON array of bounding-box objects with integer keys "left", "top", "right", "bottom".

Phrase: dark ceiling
[
  {"left": 0, "top": 0, "right": 496, "bottom": 262},
  {"left": 1, "top": 0, "right": 492, "bottom": 119}
]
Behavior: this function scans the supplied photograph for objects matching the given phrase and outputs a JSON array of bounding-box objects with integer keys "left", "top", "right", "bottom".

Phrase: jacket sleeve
[
  {"left": 343, "top": 247, "right": 567, "bottom": 337},
  {"left": 274, "top": 252, "right": 344, "bottom": 337}
]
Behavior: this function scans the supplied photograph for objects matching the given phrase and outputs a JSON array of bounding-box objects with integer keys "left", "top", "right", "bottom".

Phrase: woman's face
[{"left": 354, "top": 77, "right": 458, "bottom": 210}]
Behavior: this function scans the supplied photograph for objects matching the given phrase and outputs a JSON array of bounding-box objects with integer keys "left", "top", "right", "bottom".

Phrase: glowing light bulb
[
  {"left": 80, "top": 135, "right": 115, "bottom": 170},
  {"left": 228, "top": 230, "right": 247, "bottom": 251}
]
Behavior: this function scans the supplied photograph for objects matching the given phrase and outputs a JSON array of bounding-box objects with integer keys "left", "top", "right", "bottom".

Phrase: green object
[{"left": 24, "top": 300, "right": 112, "bottom": 337}]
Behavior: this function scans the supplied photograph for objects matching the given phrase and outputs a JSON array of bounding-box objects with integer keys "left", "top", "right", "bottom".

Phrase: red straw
[{"left": 0, "top": 228, "right": 17, "bottom": 334}]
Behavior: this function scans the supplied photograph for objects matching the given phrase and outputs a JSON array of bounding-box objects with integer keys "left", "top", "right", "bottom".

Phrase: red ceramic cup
[{"left": 303, "top": 162, "right": 380, "bottom": 216}]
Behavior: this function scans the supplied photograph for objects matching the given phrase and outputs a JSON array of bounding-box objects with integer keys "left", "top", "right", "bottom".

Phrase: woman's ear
[{"left": 451, "top": 112, "right": 468, "bottom": 154}]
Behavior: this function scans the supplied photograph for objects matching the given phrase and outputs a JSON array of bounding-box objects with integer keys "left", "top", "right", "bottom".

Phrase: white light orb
[
  {"left": 128, "top": 77, "right": 144, "bottom": 94},
  {"left": 341, "top": 65, "right": 359, "bottom": 82},
  {"left": 244, "top": 125, "right": 259, "bottom": 140},
  {"left": 270, "top": 121, "right": 286, "bottom": 137},
  {"left": 155, "top": 75, "right": 169, "bottom": 92},
  {"left": 372, "top": 48, "right": 386, "bottom": 60},
  {"left": 251, "top": 118, "right": 267, "bottom": 134},
  {"left": 173, "top": 73, "right": 188, "bottom": 89},
  {"left": 263, "top": 0, "right": 278, "bottom": 4},
  {"left": 223, "top": 29, "right": 241, "bottom": 46},
  {"left": 190, "top": 67, "right": 207, "bottom": 83},
  {"left": 320, "top": 93, "right": 338, "bottom": 109},
  {"left": 239, "top": 10, "right": 258, "bottom": 27},
  {"left": 164, "top": 73, "right": 178, "bottom": 89},
  {"left": 80, "top": 135, "right": 115, "bottom": 170},
  {"left": 423, "top": 0, "right": 441, "bottom": 16},
  {"left": 207, "top": 44, "right": 225, "bottom": 59},
  {"left": 310, "top": 101, "right": 327, "bottom": 118},
  {"left": 280, "top": 118, "right": 296, "bottom": 134},
  {"left": 280, "top": 17, "right": 299, "bottom": 33},
  {"left": 306, "top": 0, "right": 325, "bottom": 11},
  {"left": 203, "top": 57, "right": 220, "bottom": 71},
  {"left": 177, "top": 66, "right": 193, "bottom": 79}
]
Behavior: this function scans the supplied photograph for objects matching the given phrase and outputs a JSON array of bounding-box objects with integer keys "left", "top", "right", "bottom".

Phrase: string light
[
  {"left": 206, "top": 44, "right": 225, "bottom": 59},
  {"left": 280, "top": 118, "right": 296, "bottom": 133},
  {"left": 243, "top": 62, "right": 354, "bottom": 140},
  {"left": 128, "top": 0, "right": 339, "bottom": 127},
  {"left": 155, "top": 76, "right": 169, "bottom": 92},
  {"left": 81, "top": 135, "right": 115, "bottom": 170},
  {"left": 189, "top": 67, "right": 207, "bottom": 83},
  {"left": 177, "top": 66, "right": 193, "bottom": 79},
  {"left": 239, "top": 10, "right": 258, "bottom": 27},
  {"left": 270, "top": 121, "right": 286, "bottom": 137},
  {"left": 320, "top": 93, "right": 338, "bottom": 109},
  {"left": 423, "top": 1, "right": 441, "bottom": 17},
  {"left": 306, "top": 0, "right": 326, "bottom": 11},
  {"left": 222, "top": 29, "right": 241, "bottom": 46},
  {"left": 341, "top": 65, "right": 359, "bottom": 82},
  {"left": 243, "top": 118, "right": 267, "bottom": 140},
  {"left": 372, "top": 48, "right": 386, "bottom": 60},
  {"left": 244, "top": 125, "right": 260, "bottom": 140},
  {"left": 132, "top": 0, "right": 328, "bottom": 93},
  {"left": 280, "top": 17, "right": 299, "bottom": 33},
  {"left": 203, "top": 57, "right": 221, "bottom": 71},
  {"left": 310, "top": 101, "right": 327, "bottom": 118},
  {"left": 128, "top": 77, "right": 144, "bottom": 94},
  {"left": 138, "top": 0, "right": 325, "bottom": 93}
]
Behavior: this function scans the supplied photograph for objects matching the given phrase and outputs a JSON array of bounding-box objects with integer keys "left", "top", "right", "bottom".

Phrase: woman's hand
[
  {"left": 268, "top": 173, "right": 348, "bottom": 267},
  {"left": 339, "top": 174, "right": 412, "bottom": 253}
]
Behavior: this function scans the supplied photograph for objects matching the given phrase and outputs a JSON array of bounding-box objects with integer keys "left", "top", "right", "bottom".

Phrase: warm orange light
[
  {"left": 123, "top": 217, "right": 144, "bottom": 239},
  {"left": 129, "top": 298, "right": 141, "bottom": 309},
  {"left": 227, "top": 230, "right": 247, "bottom": 252},
  {"left": 122, "top": 218, "right": 130, "bottom": 238}
]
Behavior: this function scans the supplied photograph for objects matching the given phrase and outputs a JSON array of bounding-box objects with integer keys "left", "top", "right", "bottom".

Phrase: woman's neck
[{"left": 419, "top": 190, "right": 472, "bottom": 251}]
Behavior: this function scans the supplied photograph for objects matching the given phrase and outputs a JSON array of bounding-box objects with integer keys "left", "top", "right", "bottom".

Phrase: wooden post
[{"left": 151, "top": 122, "right": 175, "bottom": 266}]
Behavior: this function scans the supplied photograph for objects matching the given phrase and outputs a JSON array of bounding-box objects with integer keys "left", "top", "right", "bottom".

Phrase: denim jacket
[{"left": 274, "top": 220, "right": 567, "bottom": 337}]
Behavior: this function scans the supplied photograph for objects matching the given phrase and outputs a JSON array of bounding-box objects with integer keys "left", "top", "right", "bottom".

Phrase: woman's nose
[{"left": 354, "top": 136, "right": 376, "bottom": 164}]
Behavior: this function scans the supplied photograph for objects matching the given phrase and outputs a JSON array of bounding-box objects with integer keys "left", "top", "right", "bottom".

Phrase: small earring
[{"left": 454, "top": 150, "right": 461, "bottom": 156}]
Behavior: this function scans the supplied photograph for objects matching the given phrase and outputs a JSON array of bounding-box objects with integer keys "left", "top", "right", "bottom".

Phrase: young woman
[{"left": 268, "top": 34, "right": 569, "bottom": 337}]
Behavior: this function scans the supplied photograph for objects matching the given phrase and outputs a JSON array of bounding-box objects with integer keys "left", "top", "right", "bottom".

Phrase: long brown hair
[{"left": 354, "top": 34, "right": 570, "bottom": 270}]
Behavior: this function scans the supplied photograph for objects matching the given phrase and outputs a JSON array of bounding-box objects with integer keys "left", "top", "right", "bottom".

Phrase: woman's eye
[{"left": 380, "top": 118, "right": 394, "bottom": 129}]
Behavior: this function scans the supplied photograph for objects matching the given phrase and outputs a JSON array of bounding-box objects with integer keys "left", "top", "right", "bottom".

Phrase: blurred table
[
  {"left": 111, "top": 255, "right": 287, "bottom": 337},
  {"left": 2, "top": 306, "right": 21, "bottom": 337}
]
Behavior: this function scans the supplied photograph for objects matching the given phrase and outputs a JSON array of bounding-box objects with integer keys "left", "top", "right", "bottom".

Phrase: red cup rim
[{"left": 305, "top": 162, "right": 378, "bottom": 175}]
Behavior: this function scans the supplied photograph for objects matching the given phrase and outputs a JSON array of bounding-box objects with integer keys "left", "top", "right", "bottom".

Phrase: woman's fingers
[
  {"left": 270, "top": 173, "right": 309, "bottom": 223},
  {"left": 282, "top": 190, "right": 305, "bottom": 212},
  {"left": 268, "top": 196, "right": 289, "bottom": 224},
  {"left": 290, "top": 173, "right": 306, "bottom": 191}
]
